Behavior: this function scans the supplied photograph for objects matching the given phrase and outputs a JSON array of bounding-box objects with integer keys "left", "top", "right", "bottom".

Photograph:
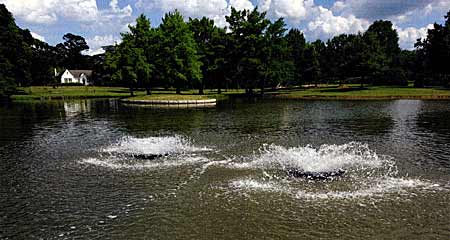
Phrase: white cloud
[
  {"left": 135, "top": 0, "right": 253, "bottom": 27},
  {"left": 331, "top": 0, "right": 435, "bottom": 20},
  {"left": 84, "top": 34, "right": 121, "bottom": 55},
  {"left": 229, "top": 0, "right": 254, "bottom": 11},
  {"left": 396, "top": 24, "right": 434, "bottom": 50},
  {"left": 0, "top": 0, "right": 98, "bottom": 24},
  {"left": 258, "top": 0, "right": 314, "bottom": 24},
  {"left": 305, "top": 6, "right": 369, "bottom": 40},
  {"left": 0, "top": 0, "right": 132, "bottom": 25},
  {"left": 331, "top": 0, "right": 450, "bottom": 24},
  {"left": 31, "top": 32, "right": 46, "bottom": 42}
]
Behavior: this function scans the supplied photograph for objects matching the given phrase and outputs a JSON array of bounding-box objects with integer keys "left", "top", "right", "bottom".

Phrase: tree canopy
[{"left": 1, "top": 3, "right": 450, "bottom": 98}]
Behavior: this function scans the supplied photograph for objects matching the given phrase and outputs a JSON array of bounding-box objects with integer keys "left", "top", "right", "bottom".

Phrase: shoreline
[
  {"left": 271, "top": 95, "right": 450, "bottom": 100},
  {"left": 9, "top": 86, "right": 450, "bottom": 101}
]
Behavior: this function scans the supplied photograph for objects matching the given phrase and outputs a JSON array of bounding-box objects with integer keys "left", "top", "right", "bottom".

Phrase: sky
[{"left": 1, "top": 0, "right": 449, "bottom": 55}]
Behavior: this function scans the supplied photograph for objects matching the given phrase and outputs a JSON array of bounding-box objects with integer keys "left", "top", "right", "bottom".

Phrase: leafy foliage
[
  {"left": 160, "top": 11, "right": 202, "bottom": 94},
  {"left": 2, "top": 4, "right": 450, "bottom": 98},
  {"left": 415, "top": 10, "right": 450, "bottom": 86}
]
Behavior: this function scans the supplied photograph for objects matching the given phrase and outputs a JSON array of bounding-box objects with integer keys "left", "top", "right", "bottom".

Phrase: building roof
[{"left": 68, "top": 70, "right": 93, "bottom": 78}]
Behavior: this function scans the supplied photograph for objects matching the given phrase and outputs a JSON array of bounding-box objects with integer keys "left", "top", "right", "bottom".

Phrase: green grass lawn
[
  {"left": 271, "top": 85, "right": 450, "bottom": 99},
  {"left": 11, "top": 85, "right": 450, "bottom": 101},
  {"left": 12, "top": 86, "right": 140, "bottom": 100},
  {"left": 11, "top": 86, "right": 242, "bottom": 101}
]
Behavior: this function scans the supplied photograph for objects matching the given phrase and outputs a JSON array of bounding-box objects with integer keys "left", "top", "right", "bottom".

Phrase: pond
[{"left": 1, "top": 99, "right": 449, "bottom": 239}]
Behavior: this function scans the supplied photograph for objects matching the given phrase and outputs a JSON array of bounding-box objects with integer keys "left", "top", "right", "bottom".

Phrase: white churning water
[
  {"left": 228, "top": 142, "right": 445, "bottom": 200},
  {"left": 80, "top": 135, "right": 212, "bottom": 170},
  {"left": 102, "top": 136, "right": 212, "bottom": 156},
  {"left": 80, "top": 156, "right": 210, "bottom": 170},
  {"left": 231, "top": 142, "right": 394, "bottom": 173},
  {"left": 230, "top": 177, "right": 442, "bottom": 200}
]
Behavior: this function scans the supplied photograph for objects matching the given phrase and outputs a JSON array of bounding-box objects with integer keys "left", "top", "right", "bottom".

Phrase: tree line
[{"left": 1, "top": 3, "right": 449, "bottom": 98}]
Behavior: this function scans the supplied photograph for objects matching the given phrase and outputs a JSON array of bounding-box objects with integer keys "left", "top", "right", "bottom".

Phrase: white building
[{"left": 58, "top": 69, "right": 93, "bottom": 85}]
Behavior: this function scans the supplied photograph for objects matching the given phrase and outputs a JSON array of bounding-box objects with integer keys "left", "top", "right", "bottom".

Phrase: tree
[
  {"left": 226, "top": 7, "right": 270, "bottom": 95},
  {"left": 123, "top": 14, "right": 155, "bottom": 94},
  {"left": 160, "top": 10, "right": 202, "bottom": 94},
  {"left": 262, "top": 18, "right": 293, "bottom": 92},
  {"left": 105, "top": 40, "right": 149, "bottom": 96},
  {"left": 415, "top": 10, "right": 450, "bottom": 86},
  {"left": 0, "top": 3, "right": 32, "bottom": 96},
  {"left": 303, "top": 45, "right": 319, "bottom": 87},
  {"left": 286, "top": 28, "right": 306, "bottom": 86},
  {"left": 366, "top": 20, "right": 400, "bottom": 63},
  {"left": 57, "top": 33, "right": 92, "bottom": 69},
  {"left": 365, "top": 20, "right": 405, "bottom": 85},
  {"left": 209, "top": 27, "right": 228, "bottom": 93},
  {"left": 189, "top": 17, "right": 217, "bottom": 94},
  {"left": 29, "top": 39, "right": 58, "bottom": 86},
  {"left": 324, "top": 34, "right": 352, "bottom": 84}
]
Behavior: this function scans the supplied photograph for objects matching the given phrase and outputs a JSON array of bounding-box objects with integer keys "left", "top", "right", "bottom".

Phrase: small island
[{"left": 120, "top": 94, "right": 217, "bottom": 106}]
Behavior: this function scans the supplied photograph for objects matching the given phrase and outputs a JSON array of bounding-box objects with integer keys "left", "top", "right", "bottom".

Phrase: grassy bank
[
  {"left": 11, "top": 86, "right": 240, "bottom": 101},
  {"left": 11, "top": 85, "right": 450, "bottom": 101},
  {"left": 270, "top": 86, "right": 450, "bottom": 100},
  {"left": 12, "top": 86, "right": 139, "bottom": 100}
]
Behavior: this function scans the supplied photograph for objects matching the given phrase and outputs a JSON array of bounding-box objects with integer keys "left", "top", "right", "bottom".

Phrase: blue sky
[{"left": 1, "top": 0, "right": 449, "bottom": 55}]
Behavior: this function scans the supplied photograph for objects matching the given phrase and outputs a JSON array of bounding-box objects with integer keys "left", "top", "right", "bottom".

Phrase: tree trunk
[
  {"left": 360, "top": 76, "right": 364, "bottom": 88},
  {"left": 199, "top": 82, "right": 204, "bottom": 95},
  {"left": 146, "top": 86, "right": 151, "bottom": 95},
  {"left": 217, "top": 73, "right": 222, "bottom": 94},
  {"left": 261, "top": 77, "right": 265, "bottom": 96},
  {"left": 176, "top": 87, "right": 181, "bottom": 94},
  {"left": 130, "top": 86, "right": 134, "bottom": 97}
]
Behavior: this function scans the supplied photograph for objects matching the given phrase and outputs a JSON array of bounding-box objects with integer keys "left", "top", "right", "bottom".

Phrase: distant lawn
[
  {"left": 12, "top": 86, "right": 142, "bottom": 100},
  {"left": 271, "top": 86, "right": 450, "bottom": 99},
  {"left": 11, "top": 85, "right": 450, "bottom": 101},
  {"left": 11, "top": 86, "right": 241, "bottom": 101}
]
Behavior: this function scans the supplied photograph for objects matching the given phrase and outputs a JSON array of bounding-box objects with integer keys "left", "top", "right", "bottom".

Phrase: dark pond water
[{"left": 1, "top": 99, "right": 449, "bottom": 239}]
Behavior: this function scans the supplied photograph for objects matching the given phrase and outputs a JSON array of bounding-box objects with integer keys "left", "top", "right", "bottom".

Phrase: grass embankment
[
  {"left": 12, "top": 86, "right": 138, "bottom": 100},
  {"left": 11, "top": 86, "right": 242, "bottom": 101},
  {"left": 271, "top": 85, "right": 450, "bottom": 100},
  {"left": 11, "top": 85, "right": 450, "bottom": 101}
]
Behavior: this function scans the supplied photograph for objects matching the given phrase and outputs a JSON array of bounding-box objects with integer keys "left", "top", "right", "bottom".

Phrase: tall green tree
[
  {"left": 29, "top": 39, "right": 58, "bottom": 85},
  {"left": 189, "top": 17, "right": 218, "bottom": 94},
  {"left": 226, "top": 7, "right": 270, "bottom": 95},
  {"left": 209, "top": 27, "right": 228, "bottom": 93},
  {"left": 160, "top": 10, "right": 202, "bottom": 94},
  {"left": 303, "top": 42, "right": 323, "bottom": 87},
  {"left": 415, "top": 10, "right": 450, "bottom": 86},
  {"left": 365, "top": 20, "right": 405, "bottom": 85},
  {"left": 286, "top": 28, "right": 306, "bottom": 86},
  {"left": 105, "top": 40, "right": 148, "bottom": 96},
  {"left": 123, "top": 14, "right": 155, "bottom": 94},
  {"left": 262, "top": 18, "right": 293, "bottom": 93},
  {"left": 324, "top": 34, "right": 352, "bottom": 84},
  {"left": 56, "top": 33, "right": 92, "bottom": 70},
  {"left": 366, "top": 20, "right": 400, "bottom": 63},
  {"left": 0, "top": 4, "right": 33, "bottom": 96}
]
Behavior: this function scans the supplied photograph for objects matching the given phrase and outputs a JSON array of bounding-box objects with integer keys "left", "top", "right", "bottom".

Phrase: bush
[{"left": 372, "top": 68, "right": 408, "bottom": 86}]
